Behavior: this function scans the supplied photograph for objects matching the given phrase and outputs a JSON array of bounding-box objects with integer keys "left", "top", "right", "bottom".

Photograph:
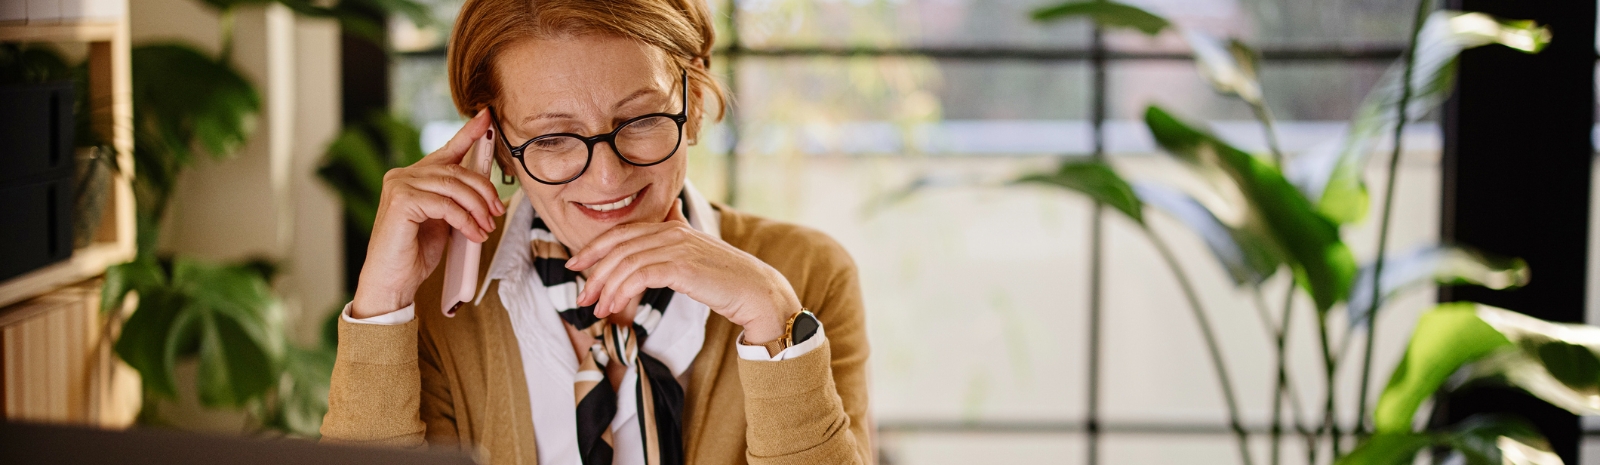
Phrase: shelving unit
[{"left": 0, "top": 1, "right": 140, "bottom": 428}]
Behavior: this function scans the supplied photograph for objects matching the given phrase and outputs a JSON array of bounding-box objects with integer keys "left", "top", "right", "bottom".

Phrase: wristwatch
[{"left": 761, "top": 309, "right": 820, "bottom": 356}]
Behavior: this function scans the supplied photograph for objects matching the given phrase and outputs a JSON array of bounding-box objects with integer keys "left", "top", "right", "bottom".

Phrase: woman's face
[{"left": 493, "top": 34, "right": 688, "bottom": 253}]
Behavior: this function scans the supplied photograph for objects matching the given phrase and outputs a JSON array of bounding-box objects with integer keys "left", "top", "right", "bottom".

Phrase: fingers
[
  {"left": 406, "top": 173, "right": 499, "bottom": 232},
  {"left": 567, "top": 222, "right": 670, "bottom": 271},
  {"left": 417, "top": 109, "right": 492, "bottom": 167},
  {"left": 396, "top": 188, "right": 490, "bottom": 242},
  {"left": 589, "top": 250, "right": 680, "bottom": 318},
  {"left": 576, "top": 231, "right": 686, "bottom": 305}
]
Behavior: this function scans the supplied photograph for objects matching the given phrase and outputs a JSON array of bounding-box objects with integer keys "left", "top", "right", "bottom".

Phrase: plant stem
[
  {"left": 1354, "top": 0, "right": 1433, "bottom": 439},
  {"left": 219, "top": 8, "right": 236, "bottom": 63},
  {"left": 1250, "top": 102, "right": 1286, "bottom": 167},
  {"left": 1317, "top": 312, "right": 1342, "bottom": 459},
  {"left": 1146, "top": 228, "right": 1255, "bottom": 465},
  {"left": 1266, "top": 281, "right": 1294, "bottom": 465}
]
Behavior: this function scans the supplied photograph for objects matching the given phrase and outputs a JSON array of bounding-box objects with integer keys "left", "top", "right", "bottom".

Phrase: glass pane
[
  {"left": 1104, "top": 0, "right": 1415, "bottom": 53},
  {"left": 729, "top": 57, "right": 1093, "bottom": 423},
  {"left": 734, "top": 57, "right": 1091, "bottom": 158},
  {"left": 734, "top": 0, "right": 1091, "bottom": 49}
]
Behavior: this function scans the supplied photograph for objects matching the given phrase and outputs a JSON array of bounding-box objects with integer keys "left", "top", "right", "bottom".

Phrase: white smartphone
[{"left": 440, "top": 129, "right": 496, "bottom": 317}]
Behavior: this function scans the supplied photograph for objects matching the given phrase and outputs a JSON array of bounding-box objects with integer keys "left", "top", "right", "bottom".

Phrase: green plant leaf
[
  {"left": 1293, "top": 11, "right": 1550, "bottom": 224},
  {"left": 132, "top": 44, "right": 260, "bottom": 167},
  {"left": 317, "top": 112, "right": 426, "bottom": 233},
  {"left": 1348, "top": 245, "right": 1530, "bottom": 328},
  {"left": 1143, "top": 105, "right": 1355, "bottom": 312},
  {"left": 268, "top": 343, "right": 337, "bottom": 436},
  {"left": 169, "top": 258, "right": 284, "bottom": 407},
  {"left": 1374, "top": 302, "right": 1513, "bottom": 433},
  {"left": 101, "top": 257, "right": 167, "bottom": 314},
  {"left": 1183, "top": 30, "right": 1263, "bottom": 105},
  {"left": 1471, "top": 307, "right": 1600, "bottom": 415},
  {"left": 113, "top": 287, "right": 187, "bottom": 399},
  {"left": 1341, "top": 414, "right": 1559, "bottom": 465},
  {"left": 1015, "top": 160, "right": 1144, "bottom": 224},
  {"left": 1030, "top": 1, "right": 1170, "bottom": 35},
  {"left": 1132, "top": 182, "right": 1282, "bottom": 286}
]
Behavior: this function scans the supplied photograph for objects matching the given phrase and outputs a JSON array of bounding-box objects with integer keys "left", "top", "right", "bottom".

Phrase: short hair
[{"left": 448, "top": 0, "right": 727, "bottom": 168}]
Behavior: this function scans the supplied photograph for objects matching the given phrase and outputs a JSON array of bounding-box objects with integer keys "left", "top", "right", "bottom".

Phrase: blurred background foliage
[{"left": 1011, "top": 2, "right": 1595, "bottom": 464}]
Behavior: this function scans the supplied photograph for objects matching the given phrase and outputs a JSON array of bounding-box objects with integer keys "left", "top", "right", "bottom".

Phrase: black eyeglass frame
[{"left": 488, "top": 68, "right": 689, "bottom": 185}]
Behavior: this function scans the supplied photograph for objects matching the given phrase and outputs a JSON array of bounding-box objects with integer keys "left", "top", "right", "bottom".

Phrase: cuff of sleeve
[
  {"left": 343, "top": 302, "right": 416, "bottom": 325},
  {"left": 336, "top": 306, "right": 420, "bottom": 366},
  {"left": 737, "top": 338, "right": 836, "bottom": 400},
  {"left": 735, "top": 324, "right": 826, "bottom": 362}
]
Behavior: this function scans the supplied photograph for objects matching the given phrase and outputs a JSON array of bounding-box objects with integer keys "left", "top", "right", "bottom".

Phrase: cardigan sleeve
[
  {"left": 319, "top": 315, "right": 429, "bottom": 448},
  {"left": 735, "top": 245, "right": 874, "bottom": 465},
  {"left": 320, "top": 306, "right": 460, "bottom": 449}
]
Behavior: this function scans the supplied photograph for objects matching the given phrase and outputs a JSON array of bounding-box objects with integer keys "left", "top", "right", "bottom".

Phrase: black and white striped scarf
[{"left": 527, "top": 199, "right": 690, "bottom": 465}]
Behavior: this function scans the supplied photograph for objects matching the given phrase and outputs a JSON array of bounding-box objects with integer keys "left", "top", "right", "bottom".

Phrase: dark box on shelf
[{"left": 0, "top": 81, "right": 77, "bottom": 283}]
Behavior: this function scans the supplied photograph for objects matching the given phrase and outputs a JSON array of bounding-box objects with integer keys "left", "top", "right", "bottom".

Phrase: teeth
[{"left": 582, "top": 193, "right": 636, "bottom": 212}]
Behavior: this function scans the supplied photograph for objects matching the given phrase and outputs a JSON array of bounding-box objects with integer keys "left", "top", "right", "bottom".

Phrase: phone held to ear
[{"left": 441, "top": 129, "right": 495, "bottom": 317}]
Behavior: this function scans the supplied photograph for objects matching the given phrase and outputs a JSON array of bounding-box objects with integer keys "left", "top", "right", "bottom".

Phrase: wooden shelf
[
  {"left": 0, "top": 11, "right": 135, "bottom": 309},
  {"left": 0, "top": 22, "right": 119, "bottom": 43}
]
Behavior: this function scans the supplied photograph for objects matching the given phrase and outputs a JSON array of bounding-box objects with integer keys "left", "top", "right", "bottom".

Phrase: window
[{"left": 391, "top": 1, "right": 1438, "bottom": 463}]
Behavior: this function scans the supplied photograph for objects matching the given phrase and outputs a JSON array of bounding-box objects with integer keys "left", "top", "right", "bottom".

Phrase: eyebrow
[{"left": 517, "top": 87, "right": 667, "bottom": 126}]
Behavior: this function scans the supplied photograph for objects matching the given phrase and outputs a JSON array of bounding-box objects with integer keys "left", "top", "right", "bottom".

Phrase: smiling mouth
[{"left": 575, "top": 186, "right": 647, "bottom": 214}]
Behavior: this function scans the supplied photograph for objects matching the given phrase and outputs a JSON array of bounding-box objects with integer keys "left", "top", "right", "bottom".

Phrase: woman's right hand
[{"left": 350, "top": 110, "right": 504, "bottom": 319}]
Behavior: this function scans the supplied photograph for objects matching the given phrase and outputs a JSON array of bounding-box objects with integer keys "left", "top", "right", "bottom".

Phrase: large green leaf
[
  {"left": 1293, "top": 11, "right": 1550, "bottom": 224},
  {"left": 1015, "top": 160, "right": 1144, "bottom": 224},
  {"left": 1471, "top": 307, "right": 1600, "bottom": 415},
  {"left": 1132, "top": 182, "right": 1282, "bottom": 286},
  {"left": 1374, "top": 303, "right": 1512, "bottom": 433},
  {"left": 171, "top": 258, "right": 283, "bottom": 408},
  {"left": 132, "top": 44, "right": 261, "bottom": 166},
  {"left": 101, "top": 257, "right": 167, "bottom": 314},
  {"left": 1347, "top": 245, "right": 1530, "bottom": 327},
  {"left": 109, "top": 256, "right": 284, "bottom": 408},
  {"left": 113, "top": 288, "right": 188, "bottom": 398},
  {"left": 1031, "top": 1, "right": 1170, "bottom": 35},
  {"left": 1341, "top": 414, "right": 1559, "bottom": 465},
  {"left": 1143, "top": 106, "right": 1355, "bottom": 312}
]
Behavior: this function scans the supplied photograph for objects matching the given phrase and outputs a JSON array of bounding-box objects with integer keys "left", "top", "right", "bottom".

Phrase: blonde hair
[{"left": 449, "top": 0, "right": 726, "bottom": 171}]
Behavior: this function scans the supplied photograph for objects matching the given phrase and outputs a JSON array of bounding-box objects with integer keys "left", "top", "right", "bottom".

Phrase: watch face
[{"left": 791, "top": 311, "right": 820, "bottom": 344}]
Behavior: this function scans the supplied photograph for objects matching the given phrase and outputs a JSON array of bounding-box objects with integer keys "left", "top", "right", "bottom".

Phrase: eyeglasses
[{"left": 489, "top": 69, "right": 689, "bottom": 185}]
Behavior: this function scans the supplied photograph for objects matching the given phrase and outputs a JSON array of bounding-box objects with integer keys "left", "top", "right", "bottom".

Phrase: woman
[{"left": 318, "top": 0, "right": 872, "bottom": 464}]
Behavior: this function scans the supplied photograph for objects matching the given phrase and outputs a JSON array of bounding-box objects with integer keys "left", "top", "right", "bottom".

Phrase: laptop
[{"left": 0, "top": 421, "right": 480, "bottom": 465}]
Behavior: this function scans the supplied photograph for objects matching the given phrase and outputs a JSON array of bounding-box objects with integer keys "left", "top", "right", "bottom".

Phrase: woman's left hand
[{"left": 566, "top": 200, "right": 800, "bottom": 344}]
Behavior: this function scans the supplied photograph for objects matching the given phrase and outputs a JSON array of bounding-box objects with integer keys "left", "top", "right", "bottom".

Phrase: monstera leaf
[
  {"left": 106, "top": 256, "right": 284, "bottom": 407},
  {"left": 132, "top": 44, "right": 260, "bottom": 168},
  {"left": 1291, "top": 11, "right": 1550, "bottom": 224},
  {"left": 1143, "top": 106, "right": 1355, "bottom": 313}
]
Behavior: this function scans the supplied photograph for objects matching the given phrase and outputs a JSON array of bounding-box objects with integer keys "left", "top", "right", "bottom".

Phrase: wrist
[
  {"left": 741, "top": 314, "right": 786, "bottom": 345},
  {"left": 351, "top": 286, "right": 414, "bottom": 319}
]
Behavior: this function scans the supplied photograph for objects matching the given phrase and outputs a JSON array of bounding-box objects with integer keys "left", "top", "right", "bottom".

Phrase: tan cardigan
[{"left": 321, "top": 205, "right": 874, "bottom": 464}]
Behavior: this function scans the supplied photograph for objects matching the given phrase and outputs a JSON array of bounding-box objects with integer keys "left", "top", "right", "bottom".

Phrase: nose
[{"left": 581, "top": 139, "right": 630, "bottom": 188}]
